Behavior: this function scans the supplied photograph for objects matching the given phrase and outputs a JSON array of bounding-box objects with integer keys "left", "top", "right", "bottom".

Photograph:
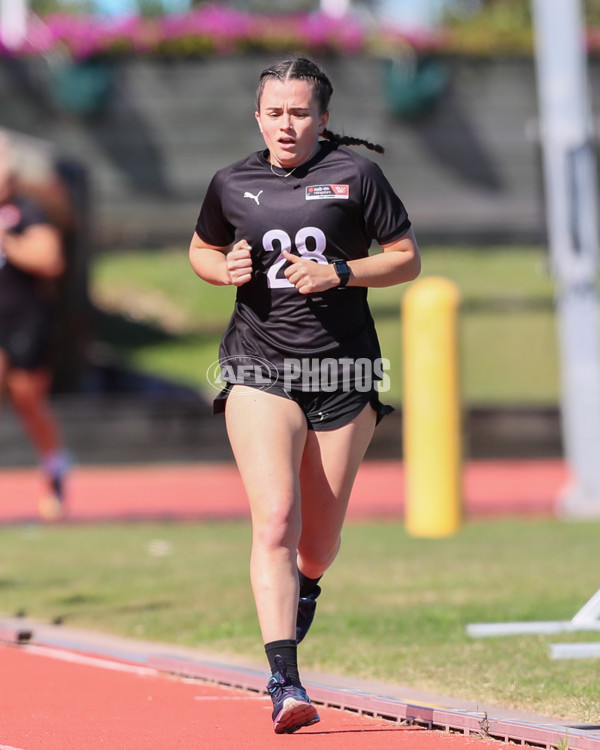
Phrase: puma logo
[{"left": 244, "top": 190, "right": 263, "bottom": 205}]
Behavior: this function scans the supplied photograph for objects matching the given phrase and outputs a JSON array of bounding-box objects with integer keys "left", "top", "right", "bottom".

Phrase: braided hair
[{"left": 256, "top": 57, "right": 384, "bottom": 155}]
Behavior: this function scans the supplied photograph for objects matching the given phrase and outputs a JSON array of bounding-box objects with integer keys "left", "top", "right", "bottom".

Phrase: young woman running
[
  {"left": 189, "top": 56, "right": 420, "bottom": 734},
  {"left": 0, "top": 134, "right": 70, "bottom": 520}
]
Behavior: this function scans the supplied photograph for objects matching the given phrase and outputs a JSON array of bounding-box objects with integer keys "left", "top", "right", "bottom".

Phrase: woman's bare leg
[
  {"left": 225, "top": 385, "right": 308, "bottom": 644},
  {"left": 6, "top": 367, "right": 62, "bottom": 457},
  {"left": 297, "top": 402, "right": 377, "bottom": 579}
]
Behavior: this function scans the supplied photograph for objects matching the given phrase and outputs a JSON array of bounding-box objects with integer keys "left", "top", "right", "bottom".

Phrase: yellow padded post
[{"left": 402, "top": 276, "right": 462, "bottom": 537}]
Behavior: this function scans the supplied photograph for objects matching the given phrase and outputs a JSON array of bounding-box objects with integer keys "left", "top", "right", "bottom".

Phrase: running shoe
[
  {"left": 296, "top": 584, "right": 321, "bottom": 644},
  {"left": 38, "top": 452, "right": 71, "bottom": 522},
  {"left": 267, "top": 655, "right": 320, "bottom": 734},
  {"left": 38, "top": 474, "right": 65, "bottom": 521}
]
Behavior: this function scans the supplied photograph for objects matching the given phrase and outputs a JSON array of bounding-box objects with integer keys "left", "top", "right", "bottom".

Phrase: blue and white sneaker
[
  {"left": 38, "top": 450, "right": 71, "bottom": 521},
  {"left": 267, "top": 655, "right": 320, "bottom": 734},
  {"left": 296, "top": 584, "right": 321, "bottom": 644}
]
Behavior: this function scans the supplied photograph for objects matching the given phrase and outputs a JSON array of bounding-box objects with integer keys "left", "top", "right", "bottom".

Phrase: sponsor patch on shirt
[{"left": 305, "top": 184, "right": 349, "bottom": 200}]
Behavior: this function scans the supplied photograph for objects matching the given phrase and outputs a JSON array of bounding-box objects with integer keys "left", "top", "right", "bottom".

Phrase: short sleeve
[
  {"left": 194, "top": 170, "right": 236, "bottom": 247},
  {"left": 361, "top": 161, "right": 411, "bottom": 245}
]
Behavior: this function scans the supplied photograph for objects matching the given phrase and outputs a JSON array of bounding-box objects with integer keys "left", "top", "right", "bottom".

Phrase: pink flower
[{"left": 2, "top": 5, "right": 441, "bottom": 59}]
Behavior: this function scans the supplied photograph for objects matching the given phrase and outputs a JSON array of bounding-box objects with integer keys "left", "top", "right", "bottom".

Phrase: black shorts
[
  {"left": 213, "top": 382, "right": 394, "bottom": 431},
  {"left": 0, "top": 312, "right": 50, "bottom": 370}
]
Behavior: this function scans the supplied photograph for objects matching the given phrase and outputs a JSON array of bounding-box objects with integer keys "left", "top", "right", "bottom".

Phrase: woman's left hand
[{"left": 282, "top": 250, "right": 339, "bottom": 294}]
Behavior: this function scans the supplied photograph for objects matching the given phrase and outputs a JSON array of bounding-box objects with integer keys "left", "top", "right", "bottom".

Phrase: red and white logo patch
[{"left": 305, "top": 184, "right": 349, "bottom": 200}]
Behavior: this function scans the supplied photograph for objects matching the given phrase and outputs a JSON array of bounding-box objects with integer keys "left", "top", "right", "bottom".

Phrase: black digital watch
[{"left": 333, "top": 260, "right": 351, "bottom": 288}]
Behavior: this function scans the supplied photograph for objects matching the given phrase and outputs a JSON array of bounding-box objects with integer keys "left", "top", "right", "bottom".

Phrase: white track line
[
  {"left": 23, "top": 644, "right": 158, "bottom": 677},
  {"left": 193, "top": 696, "right": 268, "bottom": 701}
]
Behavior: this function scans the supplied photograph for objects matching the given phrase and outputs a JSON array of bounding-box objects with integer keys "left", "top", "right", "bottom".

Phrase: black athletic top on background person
[{"left": 0, "top": 196, "right": 50, "bottom": 327}]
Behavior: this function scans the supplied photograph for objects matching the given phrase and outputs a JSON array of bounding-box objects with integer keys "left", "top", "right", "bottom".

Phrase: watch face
[{"left": 335, "top": 261, "right": 350, "bottom": 286}]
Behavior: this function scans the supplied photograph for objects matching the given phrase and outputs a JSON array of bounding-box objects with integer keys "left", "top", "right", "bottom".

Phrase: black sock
[
  {"left": 298, "top": 570, "right": 322, "bottom": 599},
  {"left": 265, "top": 639, "right": 300, "bottom": 685}
]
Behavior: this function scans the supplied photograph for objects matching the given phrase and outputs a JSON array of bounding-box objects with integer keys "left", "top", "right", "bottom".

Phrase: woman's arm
[
  {"left": 283, "top": 227, "right": 421, "bottom": 295},
  {"left": 345, "top": 227, "right": 421, "bottom": 288},
  {"left": 2, "top": 224, "right": 65, "bottom": 279},
  {"left": 189, "top": 232, "right": 253, "bottom": 287}
]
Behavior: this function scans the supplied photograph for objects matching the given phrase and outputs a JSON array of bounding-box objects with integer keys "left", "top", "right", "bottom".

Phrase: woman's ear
[{"left": 318, "top": 111, "right": 330, "bottom": 134}]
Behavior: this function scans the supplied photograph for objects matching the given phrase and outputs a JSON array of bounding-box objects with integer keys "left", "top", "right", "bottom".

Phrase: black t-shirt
[
  {"left": 0, "top": 196, "right": 49, "bottom": 318},
  {"left": 195, "top": 141, "right": 411, "bottom": 390}
]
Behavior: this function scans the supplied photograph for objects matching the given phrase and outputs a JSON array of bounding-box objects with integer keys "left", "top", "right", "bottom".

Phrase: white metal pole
[
  {"left": 532, "top": 0, "right": 600, "bottom": 516},
  {"left": 0, "top": 0, "right": 28, "bottom": 50}
]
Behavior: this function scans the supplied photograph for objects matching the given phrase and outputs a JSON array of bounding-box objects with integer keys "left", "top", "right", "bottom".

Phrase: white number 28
[{"left": 263, "top": 226, "right": 327, "bottom": 288}]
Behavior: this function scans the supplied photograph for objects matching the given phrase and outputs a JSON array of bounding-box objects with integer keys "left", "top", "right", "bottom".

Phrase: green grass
[
  {"left": 90, "top": 245, "right": 562, "bottom": 406},
  {"left": 1, "top": 518, "right": 599, "bottom": 723}
]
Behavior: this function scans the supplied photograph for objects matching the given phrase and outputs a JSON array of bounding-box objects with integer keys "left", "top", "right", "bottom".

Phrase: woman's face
[{"left": 255, "top": 78, "right": 329, "bottom": 169}]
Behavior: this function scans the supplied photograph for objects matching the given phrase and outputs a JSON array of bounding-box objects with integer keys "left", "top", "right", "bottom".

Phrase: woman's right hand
[{"left": 226, "top": 240, "right": 253, "bottom": 286}]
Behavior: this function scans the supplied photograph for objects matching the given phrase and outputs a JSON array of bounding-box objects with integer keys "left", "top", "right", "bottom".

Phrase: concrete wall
[{"left": 0, "top": 54, "right": 575, "bottom": 249}]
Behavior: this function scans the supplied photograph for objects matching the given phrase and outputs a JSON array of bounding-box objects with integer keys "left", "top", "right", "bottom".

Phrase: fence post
[{"left": 402, "top": 276, "right": 462, "bottom": 537}]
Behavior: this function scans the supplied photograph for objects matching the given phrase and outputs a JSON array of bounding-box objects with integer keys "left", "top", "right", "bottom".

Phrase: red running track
[
  {"left": 0, "top": 642, "right": 516, "bottom": 750},
  {"left": 0, "top": 459, "right": 570, "bottom": 524}
]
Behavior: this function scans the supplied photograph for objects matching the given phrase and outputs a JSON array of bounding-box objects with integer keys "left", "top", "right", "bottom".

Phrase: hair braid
[
  {"left": 257, "top": 56, "right": 385, "bottom": 155},
  {"left": 322, "top": 128, "right": 385, "bottom": 155}
]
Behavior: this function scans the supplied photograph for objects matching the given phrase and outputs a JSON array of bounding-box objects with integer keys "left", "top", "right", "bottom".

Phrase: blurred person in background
[
  {"left": 0, "top": 132, "right": 71, "bottom": 520},
  {"left": 190, "top": 56, "right": 420, "bottom": 734}
]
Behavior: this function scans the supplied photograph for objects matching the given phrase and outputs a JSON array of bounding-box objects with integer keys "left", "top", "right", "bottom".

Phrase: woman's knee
[
  {"left": 8, "top": 377, "right": 43, "bottom": 412},
  {"left": 253, "top": 506, "right": 301, "bottom": 553},
  {"left": 8, "top": 382, "right": 36, "bottom": 412}
]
